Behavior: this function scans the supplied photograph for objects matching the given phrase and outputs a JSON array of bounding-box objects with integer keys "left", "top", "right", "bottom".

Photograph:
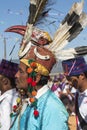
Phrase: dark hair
[
  {"left": 8, "top": 77, "right": 16, "bottom": 88},
  {"left": 84, "top": 71, "right": 87, "bottom": 78},
  {"left": 66, "top": 75, "right": 79, "bottom": 81},
  {"left": 37, "top": 75, "right": 49, "bottom": 86},
  {"left": 66, "top": 71, "right": 87, "bottom": 81}
]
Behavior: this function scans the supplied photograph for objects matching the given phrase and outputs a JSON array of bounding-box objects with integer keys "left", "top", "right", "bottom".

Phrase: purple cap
[
  {"left": 0, "top": 59, "right": 18, "bottom": 79},
  {"left": 62, "top": 57, "right": 87, "bottom": 76}
]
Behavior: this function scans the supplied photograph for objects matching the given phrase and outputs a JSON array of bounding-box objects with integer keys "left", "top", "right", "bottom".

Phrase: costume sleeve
[{"left": 41, "top": 98, "right": 69, "bottom": 130}]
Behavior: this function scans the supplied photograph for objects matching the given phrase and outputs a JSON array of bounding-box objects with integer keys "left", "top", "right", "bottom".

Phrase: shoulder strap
[{"left": 75, "top": 92, "right": 87, "bottom": 130}]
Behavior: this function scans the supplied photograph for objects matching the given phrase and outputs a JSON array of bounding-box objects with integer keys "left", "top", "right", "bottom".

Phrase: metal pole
[{"left": 4, "top": 38, "right": 6, "bottom": 59}]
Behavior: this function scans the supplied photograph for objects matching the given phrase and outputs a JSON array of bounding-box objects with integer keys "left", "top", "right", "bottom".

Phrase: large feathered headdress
[{"left": 5, "top": 0, "right": 87, "bottom": 75}]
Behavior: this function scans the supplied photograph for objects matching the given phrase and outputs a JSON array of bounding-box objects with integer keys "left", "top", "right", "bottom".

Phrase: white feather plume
[
  {"left": 48, "top": 0, "right": 85, "bottom": 51},
  {"left": 56, "top": 46, "right": 87, "bottom": 61}
]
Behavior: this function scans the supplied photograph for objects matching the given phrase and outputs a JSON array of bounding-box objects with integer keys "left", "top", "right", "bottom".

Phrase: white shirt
[
  {"left": 78, "top": 89, "right": 87, "bottom": 130},
  {"left": 63, "top": 84, "right": 70, "bottom": 94},
  {"left": 54, "top": 87, "right": 61, "bottom": 97},
  {"left": 0, "top": 89, "right": 18, "bottom": 130}
]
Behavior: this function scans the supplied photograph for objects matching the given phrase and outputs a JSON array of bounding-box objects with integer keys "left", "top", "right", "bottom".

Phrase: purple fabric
[
  {"left": 59, "top": 82, "right": 66, "bottom": 90},
  {"left": 58, "top": 73, "right": 65, "bottom": 80},
  {"left": 62, "top": 57, "right": 87, "bottom": 76},
  {"left": 51, "top": 84, "right": 59, "bottom": 91},
  {"left": 0, "top": 59, "right": 18, "bottom": 78},
  {"left": 53, "top": 75, "right": 58, "bottom": 82}
]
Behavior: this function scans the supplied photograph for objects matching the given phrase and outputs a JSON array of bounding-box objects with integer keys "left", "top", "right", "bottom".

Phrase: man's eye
[{"left": 19, "top": 70, "right": 24, "bottom": 74}]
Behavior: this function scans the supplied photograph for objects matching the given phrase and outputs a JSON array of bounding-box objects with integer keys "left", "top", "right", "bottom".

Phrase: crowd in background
[{"left": 48, "top": 73, "right": 76, "bottom": 115}]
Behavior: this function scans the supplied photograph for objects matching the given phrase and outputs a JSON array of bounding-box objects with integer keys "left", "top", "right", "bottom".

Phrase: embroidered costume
[{"left": 10, "top": 85, "right": 69, "bottom": 130}]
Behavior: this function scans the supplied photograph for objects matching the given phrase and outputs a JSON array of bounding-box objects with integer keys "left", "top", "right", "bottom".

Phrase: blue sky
[{"left": 0, "top": 0, "right": 87, "bottom": 60}]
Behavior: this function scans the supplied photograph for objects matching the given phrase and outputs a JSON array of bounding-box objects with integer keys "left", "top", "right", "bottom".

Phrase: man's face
[
  {"left": 15, "top": 62, "right": 28, "bottom": 90},
  {"left": 0, "top": 75, "right": 11, "bottom": 94},
  {"left": 66, "top": 76, "right": 79, "bottom": 89}
]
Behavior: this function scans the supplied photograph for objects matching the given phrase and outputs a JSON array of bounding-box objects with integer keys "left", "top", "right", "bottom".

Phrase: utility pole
[{"left": 4, "top": 37, "right": 6, "bottom": 59}]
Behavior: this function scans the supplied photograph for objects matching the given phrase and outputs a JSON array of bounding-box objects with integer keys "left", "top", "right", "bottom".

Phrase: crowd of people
[{"left": 48, "top": 73, "right": 76, "bottom": 115}]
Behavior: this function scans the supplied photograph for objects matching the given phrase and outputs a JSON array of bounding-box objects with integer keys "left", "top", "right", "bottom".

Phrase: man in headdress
[
  {"left": 62, "top": 56, "right": 87, "bottom": 130},
  {"left": 10, "top": 45, "right": 69, "bottom": 130},
  {"left": 0, "top": 59, "right": 18, "bottom": 130}
]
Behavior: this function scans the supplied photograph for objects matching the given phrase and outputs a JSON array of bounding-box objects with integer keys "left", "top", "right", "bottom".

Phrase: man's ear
[
  {"left": 79, "top": 73, "right": 85, "bottom": 80},
  {"left": 2, "top": 77, "right": 9, "bottom": 85},
  {"left": 35, "top": 73, "right": 41, "bottom": 83}
]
